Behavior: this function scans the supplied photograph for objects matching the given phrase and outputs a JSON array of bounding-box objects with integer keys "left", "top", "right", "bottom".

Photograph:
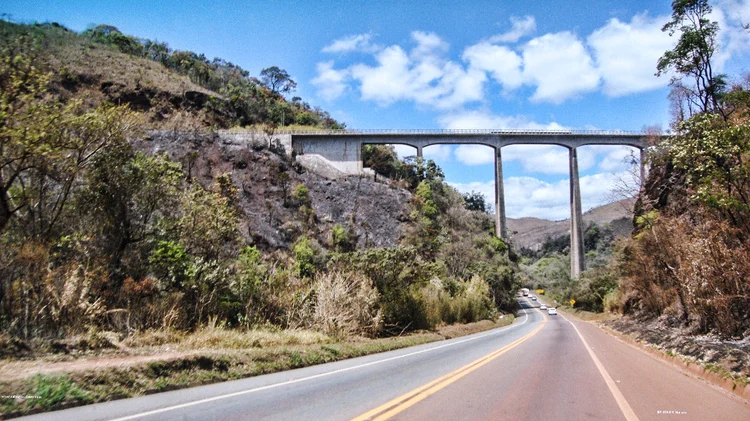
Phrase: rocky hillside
[
  {"left": 507, "top": 198, "right": 635, "bottom": 250},
  {"left": 133, "top": 131, "right": 411, "bottom": 250}
]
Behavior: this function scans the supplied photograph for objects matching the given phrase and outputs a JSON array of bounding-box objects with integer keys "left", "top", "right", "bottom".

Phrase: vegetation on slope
[
  {"left": 512, "top": 2, "right": 749, "bottom": 340},
  {"left": 613, "top": 0, "right": 749, "bottom": 339},
  {"left": 517, "top": 221, "right": 621, "bottom": 312},
  {"left": 0, "top": 19, "right": 521, "bottom": 355},
  {"left": 0, "top": 20, "right": 343, "bottom": 130}
]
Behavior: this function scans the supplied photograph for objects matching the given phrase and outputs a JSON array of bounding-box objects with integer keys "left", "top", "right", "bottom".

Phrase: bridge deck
[{"left": 286, "top": 129, "right": 656, "bottom": 149}]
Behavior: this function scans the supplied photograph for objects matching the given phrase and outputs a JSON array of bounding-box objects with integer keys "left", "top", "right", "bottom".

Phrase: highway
[{"left": 20, "top": 299, "right": 749, "bottom": 421}]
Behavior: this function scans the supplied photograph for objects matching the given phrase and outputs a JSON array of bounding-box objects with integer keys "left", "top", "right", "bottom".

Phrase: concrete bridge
[{"left": 242, "top": 129, "right": 651, "bottom": 278}]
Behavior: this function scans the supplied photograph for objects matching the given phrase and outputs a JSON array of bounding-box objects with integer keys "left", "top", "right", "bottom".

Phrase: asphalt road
[{"left": 19, "top": 299, "right": 749, "bottom": 421}]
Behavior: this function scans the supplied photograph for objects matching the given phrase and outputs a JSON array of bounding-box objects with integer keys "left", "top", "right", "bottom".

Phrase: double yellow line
[{"left": 352, "top": 309, "right": 547, "bottom": 421}]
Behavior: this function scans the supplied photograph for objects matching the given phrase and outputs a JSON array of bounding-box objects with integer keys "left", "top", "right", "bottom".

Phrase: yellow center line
[{"left": 352, "top": 305, "right": 546, "bottom": 421}]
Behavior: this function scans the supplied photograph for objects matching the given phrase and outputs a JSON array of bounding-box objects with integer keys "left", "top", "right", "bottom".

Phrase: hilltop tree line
[
  {"left": 80, "top": 24, "right": 343, "bottom": 129},
  {"left": 0, "top": 20, "right": 343, "bottom": 130}
]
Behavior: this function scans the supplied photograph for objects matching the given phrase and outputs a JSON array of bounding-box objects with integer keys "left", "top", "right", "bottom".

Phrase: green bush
[
  {"left": 28, "top": 374, "right": 91, "bottom": 410},
  {"left": 331, "top": 224, "right": 353, "bottom": 252},
  {"left": 329, "top": 247, "right": 441, "bottom": 333},
  {"left": 293, "top": 236, "right": 324, "bottom": 279}
]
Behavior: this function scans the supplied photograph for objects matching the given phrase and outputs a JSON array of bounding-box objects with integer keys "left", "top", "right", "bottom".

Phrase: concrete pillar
[
  {"left": 639, "top": 147, "right": 648, "bottom": 188},
  {"left": 569, "top": 147, "right": 585, "bottom": 278},
  {"left": 416, "top": 145, "right": 423, "bottom": 159},
  {"left": 494, "top": 146, "right": 508, "bottom": 239}
]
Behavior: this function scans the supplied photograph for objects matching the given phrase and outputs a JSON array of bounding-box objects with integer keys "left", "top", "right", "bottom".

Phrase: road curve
[
  {"left": 370, "top": 299, "right": 749, "bottom": 421},
  {"left": 18, "top": 299, "right": 749, "bottom": 421}
]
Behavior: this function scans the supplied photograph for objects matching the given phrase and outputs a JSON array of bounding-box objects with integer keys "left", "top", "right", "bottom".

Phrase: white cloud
[
  {"left": 451, "top": 169, "right": 634, "bottom": 220},
  {"left": 579, "top": 172, "right": 629, "bottom": 211},
  {"left": 504, "top": 176, "right": 571, "bottom": 220},
  {"left": 521, "top": 32, "right": 601, "bottom": 103},
  {"left": 411, "top": 31, "right": 449, "bottom": 58},
  {"left": 463, "top": 43, "right": 524, "bottom": 90},
  {"left": 588, "top": 14, "right": 674, "bottom": 96},
  {"left": 350, "top": 45, "right": 411, "bottom": 106},
  {"left": 488, "top": 16, "right": 537, "bottom": 43},
  {"left": 505, "top": 145, "right": 575, "bottom": 175},
  {"left": 314, "top": 5, "right": 750, "bottom": 109},
  {"left": 311, "top": 61, "right": 349, "bottom": 101},
  {"left": 589, "top": 145, "right": 639, "bottom": 172},
  {"left": 455, "top": 145, "right": 495, "bottom": 165},
  {"left": 322, "top": 33, "right": 381, "bottom": 53},
  {"left": 712, "top": 1, "right": 750, "bottom": 70},
  {"left": 346, "top": 32, "right": 486, "bottom": 109},
  {"left": 437, "top": 109, "right": 566, "bottom": 130},
  {"left": 392, "top": 144, "right": 418, "bottom": 158},
  {"left": 424, "top": 144, "right": 452, "bottom": 161}
]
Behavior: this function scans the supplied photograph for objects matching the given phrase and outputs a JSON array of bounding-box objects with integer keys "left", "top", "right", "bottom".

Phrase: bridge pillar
[
  {"left": 495, "top": 146, "right": 507, "bottom": 239},
  {"left": 416, "top": 146, "right": 423, "bottom": 159},
  {"left": 639, "top": 147, "right": 648, "bottom": 188},
  {"left": 569, "top": 147, "right": 585, "bottom": 278}
]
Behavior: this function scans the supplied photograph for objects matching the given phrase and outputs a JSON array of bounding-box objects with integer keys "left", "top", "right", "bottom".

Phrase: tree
[
  {"left": 83, "top": 24, "right": 143, "bottom": 56},
  {"left": 462, "top": 191, "right": 487, "bottom": 212},
  {"left": 81, "top": 147, "right": 182, "bottom": 274},
  {"left": 657, "top": 0, "right": 725, "bottom": 118},
  {"left": 0, "top": 51, "right": 140, "bottom": 237},
  {"left": 362, "top": 145, "right": 398, "bottom": 180},
  {"left": 670, "top": 113, "right": 750, "bottom": 233},
  {"left": 260, "top": 66, "right": 297, "bottom": 94}
]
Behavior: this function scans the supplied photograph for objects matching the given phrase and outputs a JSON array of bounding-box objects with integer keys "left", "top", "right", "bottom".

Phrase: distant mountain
[{"left": 507, "top": 198, "right": 635, "bottom": 250}]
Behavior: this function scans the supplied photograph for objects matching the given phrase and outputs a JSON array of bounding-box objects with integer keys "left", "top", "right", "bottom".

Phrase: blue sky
[{"left": 5, "top": 0, "right": 750, "bottom": 220}]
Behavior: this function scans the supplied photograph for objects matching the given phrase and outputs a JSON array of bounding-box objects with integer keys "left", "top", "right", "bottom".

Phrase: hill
[
  {"left": 507, "top": 198, "right": 635, "bottom": 250},
  {"left": 0, "top": 20, "right": 342, "bottom": 130}
]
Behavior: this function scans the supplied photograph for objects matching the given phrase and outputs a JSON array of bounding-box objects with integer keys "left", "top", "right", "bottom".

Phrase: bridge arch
[{"left": 289, "top": 130, "right": 655, "bottom": 277}]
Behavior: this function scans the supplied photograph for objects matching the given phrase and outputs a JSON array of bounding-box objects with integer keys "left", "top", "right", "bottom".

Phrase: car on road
[
  {"left": 531, "top": 296, "right": 537, "bottom": 301},
  {"left": 540, "top": 305, "right": 548, "bottom": 310},
  {"left": 548, "top": 308, "right": 557, "bottom": 315}
]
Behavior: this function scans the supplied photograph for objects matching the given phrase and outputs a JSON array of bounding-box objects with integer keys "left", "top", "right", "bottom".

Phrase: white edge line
[
  {"left": 562, "top": 314, "right": 640, "bottom": 421},
  {"left": 109, "top": 310, "right": 531, "bottom": 421}
]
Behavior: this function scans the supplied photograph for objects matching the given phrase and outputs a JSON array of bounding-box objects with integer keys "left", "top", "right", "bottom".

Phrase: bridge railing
[{"left": 273, "top": 128, "right": 652, "bottom": 136}]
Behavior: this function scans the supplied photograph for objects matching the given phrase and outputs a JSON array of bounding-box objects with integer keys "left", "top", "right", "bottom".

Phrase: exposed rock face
[
  {"left": 633, "top": 158, "right": 690, "bottom": 223},
  {"left": 132, "top": 131, "right": 411, "bottom": 250},
  {"left": 303, "top": 175, "right": 411, "bottom": 248}
]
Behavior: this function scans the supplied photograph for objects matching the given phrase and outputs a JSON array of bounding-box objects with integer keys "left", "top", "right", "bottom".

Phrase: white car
[
  {"left": 531, "top": 296, "right": 537, "bottom": 301},
  {"left": 548, "top": 308, "right": 557, "bottom": 315},
  {"left": 540, "top": 305, "right": 548, "bottom": 310}
]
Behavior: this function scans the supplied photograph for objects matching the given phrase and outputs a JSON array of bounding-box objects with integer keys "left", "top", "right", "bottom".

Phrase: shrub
[
  {"left": 331, "top": 224, "right": 353, "bottom": 252},
  {"left": 311, "top": 271, "right": 382, "bottom": 338},
  {"left": 329, "top": 247, "right": 440, "bottom": 333},
  {"left": 618, "top": 212, "right": 750, "bottom": 337},
  {"left": 292, "top": 236, "right": 324, "bottom": 279}
]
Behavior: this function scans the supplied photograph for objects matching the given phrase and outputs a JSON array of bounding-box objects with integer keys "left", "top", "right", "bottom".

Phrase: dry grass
[
  {"left": 0, "top": 316, "right": 517, "bottom": 417},
  {"left": 436, "top": 314, "right": 515, "bottom": 339},
  {"left": 121, "top": 326, "right": 330, "bottom": 351},
  {"left": 44, "top": 31, "right": 212, "bottom": 96},
  {"left": 311, "top": 271, "right": 383, "bottom": 338}
]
